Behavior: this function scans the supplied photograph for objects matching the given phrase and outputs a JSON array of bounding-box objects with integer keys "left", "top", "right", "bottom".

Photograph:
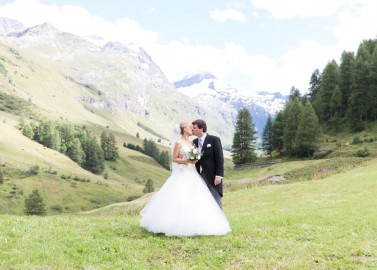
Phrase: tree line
[
  {"left": 307, "top": 38, "right": 377, "bottom": 132},
  {"left": 19, "top": 119, "right": 119, "bottom": 174},
  {"left": 262, "top": 94, "right": 320, "bottom": 158},
  {"left": 232, "top": 38, "right": 377, "bottom": 165},
  {"left": 232, "top": 97, "right": 320, "bottom": 166},
  {"left": 124, "top": 139, "right": 170, "bottom": 170}
]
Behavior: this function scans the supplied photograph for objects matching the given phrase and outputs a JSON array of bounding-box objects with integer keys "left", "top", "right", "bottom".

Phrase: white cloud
[
  {"left": 149, "top": 42, "right": 232, "bottom": 82},
  {"left": 209, "top": 9, "right": 247, "bottom": 23},
  {"left": 0, "top": 0, "right": 158, "bottom": 46},
  {"left": 334, "top": 0, "right": 377, "bottom": 52},
  {"left": 1, "top": 0, "right": 377, "bottom": 97},
  {"left": 250, "top": 0, "right": 347, "bottom": 19}
]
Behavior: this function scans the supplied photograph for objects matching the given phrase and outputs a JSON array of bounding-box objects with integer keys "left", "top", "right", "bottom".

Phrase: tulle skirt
[{"left": 140, "top": 164, "right": 231, "bottom": 237}]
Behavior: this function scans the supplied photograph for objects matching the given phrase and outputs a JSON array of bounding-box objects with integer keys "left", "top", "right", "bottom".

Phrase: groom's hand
[{"left": 214, "top": 176, "right": 222, "bottom": 186}]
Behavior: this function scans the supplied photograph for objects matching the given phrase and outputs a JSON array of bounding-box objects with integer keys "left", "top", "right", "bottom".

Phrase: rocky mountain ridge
[
  {"left": 174, "top": 72, "right": 288, "bottom": 136},
  {"left": 0, "top": 18, "right": 236, "bottom": 145},
  {"left": 0, "top": 17, "right": 287, "bottom": 146}
]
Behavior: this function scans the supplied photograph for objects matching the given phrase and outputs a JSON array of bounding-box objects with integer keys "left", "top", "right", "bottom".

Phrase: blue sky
[{"left": 1, "top": 0, "right": 377, "bottom": 95}]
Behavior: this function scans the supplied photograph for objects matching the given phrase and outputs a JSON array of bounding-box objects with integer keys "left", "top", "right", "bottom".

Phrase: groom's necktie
[{"left": 199, "top": 138, "right": 203, "bottom": 148}]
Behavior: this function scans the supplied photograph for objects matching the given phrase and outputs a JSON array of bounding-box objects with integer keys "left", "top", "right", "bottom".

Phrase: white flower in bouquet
[{"left": 188, "top": 145, "right": 202, "bottom": 160}]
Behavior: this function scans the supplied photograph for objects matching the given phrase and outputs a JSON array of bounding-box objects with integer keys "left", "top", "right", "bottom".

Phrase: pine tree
[
  {"left": 330, "top": 86, "right": 342, "bottom": 131},
  {"left": 143, "top": 178, "right": 155, "bottom": 193},
  {"left": 295, "top": 103, "right": 320, "bottom": 157},
  {"left": 308, "top": 69, "right": 321, "bottom": 103},
  {"left": 100, "top": 131, "right": 109, "bottom": 157},
  {"left": 339, "top": 51, "right": 355, "bottom": 117},
  {"left": 262, "top": 115, "right": 273, "bottom": 157},
  {"left": 283, "top": 97, "right": 303, "bottom": 156},
  {"left": 24, "top": 189, "right": 46, "bottom": 216},
  {"left": 66, "top": 138, "right": 85, "bottom": 164},
  {"left": 271, "top": 111, "right": 284, "bottom": 155},
  {"left": 21, "top": 123, "right": 34, "bottom": 139},
  {"left": 143, "top": 139, "right": 159, "bottom": 159},
  {"left": 58, "top": 124, "right": 75, "bottom": 153},
  {"left": 289, "top": 86, "right": 301, "bottom": 100},
  {"left": 369, "top": 46, "right": 377, "bottom": 120},
  {"left": 38, "top": 120, "right": 60, "bottom": 151},
  {"left": 107, "top": 132, "right": 119, "bottom": 161},
  {"left": 83, "top": 135, "right": 105, "bottom": 174},
  {"left": 157, "top": 151, "right": 170, "bottom": 170},
  {"left": 316, "top": 60, "right": 340, "bottom": 125},
  {"left": 347, "top": 45, "right": 369, "bottom": 131},
  {"left": 18, "top": 114, "right": 25, "bottom": 129},
  {"left": 231, "top": 108, "right": 257, "bottom": 165}
]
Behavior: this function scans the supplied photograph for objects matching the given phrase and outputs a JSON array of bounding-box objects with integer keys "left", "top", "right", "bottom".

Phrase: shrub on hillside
[
  {"left": 0, "top": 171, "right": 4, "bottom": 184},
  {"left": 126, "top": 195, "right": 141, "bottom": 202},
  {"left": 50, "top": 204, "right": 62, "bottom": 213},
  {"left": 27, "top": 165, "right": 40, "bottom": 176},
  {"left": 143, "top": 178, "right": 155, "bottom": 193},
  {"left": 356, "top": 148, "right": 370, "bottom": 158},
  {"left": 313, "top": 145, "right": 338, "bottom": 159},
  {"left": 24, "top": 189, "right": 46, "bottom": 216},
  {"left": 352, "top": 136, "right": 363, "bottom": 144}
]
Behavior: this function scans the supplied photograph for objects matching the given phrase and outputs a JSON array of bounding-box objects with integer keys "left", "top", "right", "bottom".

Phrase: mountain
[
  {"left": 0, "top": 18, "right": 288, "bottom": 145},
  {"left": 174, "top": 72, "right": 288, "bottom": 138},
  {"left": 0, "top": 17, "right": 25, "bottom": 36},
  {"left": 0, "top": 18, "right": 287, "bottom": 214},
  {"left": 0, "top": 20, "right": 236, "bottom": 145}
]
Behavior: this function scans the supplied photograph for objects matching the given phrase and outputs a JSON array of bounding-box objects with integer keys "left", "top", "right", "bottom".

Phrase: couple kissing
[{"left": 140, "top": 119, "right": 231, "bottom": 237}]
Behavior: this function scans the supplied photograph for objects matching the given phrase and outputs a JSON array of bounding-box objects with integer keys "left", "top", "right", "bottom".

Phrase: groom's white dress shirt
[{"left": 198, "top": 133, "right": 206, "bottom": 149}]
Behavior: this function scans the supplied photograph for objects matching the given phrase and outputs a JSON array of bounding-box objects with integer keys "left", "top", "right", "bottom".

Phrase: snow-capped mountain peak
[
  {"left": 104, "top": 41, "right": 131, "bottom": 53},
  {"left": 16, "top": 22, "right": 59, "bottom": 37},
  {"left": 174, "top": 72, "right": 237, "bottom": 98},
  {"left": 0, "top": 17, "right": 25, "bottom": 36},
  {"left": 174, "top": 72, "right": 288, "bottom": 137}
]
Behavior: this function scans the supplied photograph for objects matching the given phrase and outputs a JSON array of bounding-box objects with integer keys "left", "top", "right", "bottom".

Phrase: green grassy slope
[
  {"left": 0, "top": 159, "right": 376, "bottom": 269},
  {"left": 1, "top": 40, "right": 175, "bottom": 215},
  {"left": 0, "top": 40, "right": 172, "bottom": 145},
  {"left": 0, "top": 111, "right": 170, "bottom": 215}
]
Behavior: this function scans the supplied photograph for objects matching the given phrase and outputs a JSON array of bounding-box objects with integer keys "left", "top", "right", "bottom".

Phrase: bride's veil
[{"left": 170, "top": 124, "right": 181, "bottom": 173}]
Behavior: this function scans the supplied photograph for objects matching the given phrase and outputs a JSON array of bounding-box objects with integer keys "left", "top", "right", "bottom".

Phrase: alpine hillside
[{"left": 0, "top": 18, "right": 235, "bottom": 145}]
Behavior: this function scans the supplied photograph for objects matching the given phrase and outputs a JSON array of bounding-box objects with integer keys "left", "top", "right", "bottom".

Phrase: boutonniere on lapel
[{"left": 207, "top": 144, "right": 212, "bottom": 148}]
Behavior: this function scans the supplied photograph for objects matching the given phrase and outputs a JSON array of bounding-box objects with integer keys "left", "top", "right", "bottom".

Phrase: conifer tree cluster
[
  {"left": 309, "top": 39, "right": 377, "bottom": 131},
  {"left": 143, "top": 178, "right": 155, "bottom": 193},
  {"left": 100, "top": 131, "right": 119, "bottom": 161},
  {"left": 261, "top": 39, "right": 377, "bottom": 157},
  {"left": 262, "top": 91, "right": 320, "bottom": 157},
  {"left": 143, "top": 139, "right": 170, "bottom": 170},
  {"left": 124, "top": 139, "right": 170, "bottom": 170},
  {"left": 18, "top": 120, "right": 121, "bottom": 174}
]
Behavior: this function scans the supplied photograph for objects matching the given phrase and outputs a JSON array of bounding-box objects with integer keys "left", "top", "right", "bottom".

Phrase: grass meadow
[
  {"left": 1, "top": 160, "right": 377, "bottom": 269},
  {"left": 2, "top": 32, "right": 377, "bottom": 269}
]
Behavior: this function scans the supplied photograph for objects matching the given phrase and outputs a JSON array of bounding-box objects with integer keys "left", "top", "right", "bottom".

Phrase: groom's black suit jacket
[{"left": 194, "top": 134, "right": 224, "bottom": 197}]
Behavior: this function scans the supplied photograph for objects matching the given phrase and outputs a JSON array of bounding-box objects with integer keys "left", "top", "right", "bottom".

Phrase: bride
[{"left": 140, "top": 122, "right": 231, "bottom": 237}]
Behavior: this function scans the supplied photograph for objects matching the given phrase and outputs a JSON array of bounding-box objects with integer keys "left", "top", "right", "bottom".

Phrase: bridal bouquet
[{"left": 187, "top": 145, "right": 202, "bottom": 161}]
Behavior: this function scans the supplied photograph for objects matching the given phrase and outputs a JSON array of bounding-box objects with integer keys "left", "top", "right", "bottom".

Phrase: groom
[{"left": 192, "top": 119, "right": 224, "bottom": 209}]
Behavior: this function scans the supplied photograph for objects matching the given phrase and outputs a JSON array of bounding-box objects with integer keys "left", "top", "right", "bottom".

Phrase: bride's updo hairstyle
[{"left": 179, "top": 122, "right": 188, "bottom": 135}]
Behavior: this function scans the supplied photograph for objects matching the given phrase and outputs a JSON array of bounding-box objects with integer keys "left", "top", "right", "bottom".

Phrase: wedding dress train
[{"left": 140, "top": 146, "right": 231, "bottom": 237}]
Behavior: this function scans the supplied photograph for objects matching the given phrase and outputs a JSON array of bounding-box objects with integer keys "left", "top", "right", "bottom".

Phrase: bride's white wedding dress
[{"left": 140, "top": 146, "right": 231, "bottom": 237}]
